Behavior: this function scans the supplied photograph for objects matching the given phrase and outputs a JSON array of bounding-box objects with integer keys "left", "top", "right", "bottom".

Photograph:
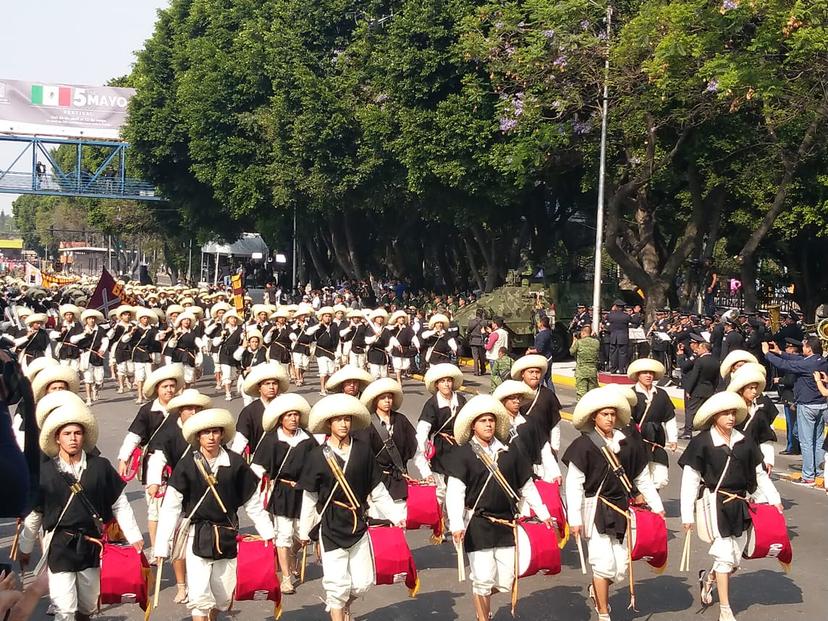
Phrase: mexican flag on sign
[{"left": 31, "top": 84, "right": 72, "bottom": 107}]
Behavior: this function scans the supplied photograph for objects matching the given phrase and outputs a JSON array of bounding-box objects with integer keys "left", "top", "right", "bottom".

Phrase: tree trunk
[
  {"left": 327, "top": 217, "right": 353, "bottom": 278},
  {"left": 342, "top": 211, "right": 364, "bottom": 280},
  {"left": 305, "top": 234, "right": 331, "bottom": 284},
  {"left": 462, "top": 234, "right": 485, "bottom": 291},
  {"left": 740, "top": 258, "right": 757, "bottom": 312}
]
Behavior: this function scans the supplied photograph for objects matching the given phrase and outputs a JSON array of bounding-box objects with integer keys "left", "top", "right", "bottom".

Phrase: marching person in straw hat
[
  {"left": 250, "top": 393, "right": 315, "bottom": 595},
  {"left": 18, "top": 398, "right": 143, "bottom": 621},
  {"left": 51, "top": 303, "right": 83, "bottom": 370},
  {"left": 415, "top": 363, "right": 467, "bottom": 511},
  {"left": 421, "top": 312, "right": 458, "bottom": 367},
  {"left": 387, "top": 309, "right": 418, "bottom": 384},
  {"left": 74, "top": 309, "right": 109, "bottom": 405},
  {"left": 125, "top": 307, "right": 160, "bottom": 404},
  {"left": 308, "top": 306, "right": 340, "bottom": 395},
  {"left": 229, "top": 362, "right": 289, "bottom": 460},
  {"left": 288, "top": 303, "right": 314, "bottom": 386},
  {"left": 233, "top": 327, "right": 268, "bottom": 406},
  {"left": 562, "top": 386, "right": 664, "bottom": 621},
  {"left": 445, "top": 394, "right": 554, "bottom": 621},
  {"left": 726, "top": 363, "right": 777, "bottom": 475},
  {"left": 513, "top": 354, "right": 563, "bottom": 453},
  {"left": 679, "top": 391, "right": 783, "bottom": 621},
  {"left": 325, "top": 365, "right": 373, "bottom": 398},
  {"left": 627, "top": 358, "right": 677, "bottom": 489},
  {"left": 213, "top": 308, "right": 244, "bottom": 401},
  {"left": 15, "top": 312, "right": 51, "bottom": 368},
  {"left": 264, "top": 307, "right": 293, "bottom": 374},
  {"left": 493, "top": 379, "right": 561, "bottom": 483},
  {"left": 340, "top": 308, "right": 368, "bottom": 369},
  {"left": 169, "top": 310, "right": 205, "bottom": 388},
  {"left": 116, "top": 363, "right": 185, "bottom": 557},
  {"left": 154, "top": 408, "right": 275, "bottom": 621},
  {"left": 204, "top": 301, "right": 231, "bottom": 391},
  {"left": 298, "top": 394, "right": 405, "bottom": 621},
  {"left": 145, "top": 388, "right": 212, "bottom": 605},
  {"left": 31, "top": 365, "right": 80, "bottom": 403},
  {"left": 354, "top": 378, "right": 418, "bottom": 518},
  {"left": 108, "top": 305, "right": 135, "bottom": 395},
  {"left": 365, "top": 307, "right": 391, "bottom": 379}
]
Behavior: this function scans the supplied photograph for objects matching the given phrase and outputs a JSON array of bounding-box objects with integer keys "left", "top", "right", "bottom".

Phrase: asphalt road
[{"left": 1, "top": 368, "right": 824, "bottom": 620}]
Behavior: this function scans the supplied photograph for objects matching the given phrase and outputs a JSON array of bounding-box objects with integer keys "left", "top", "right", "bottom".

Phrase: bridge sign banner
[{"left": 0, "top": 79, "right": 135, "bottom": 140}]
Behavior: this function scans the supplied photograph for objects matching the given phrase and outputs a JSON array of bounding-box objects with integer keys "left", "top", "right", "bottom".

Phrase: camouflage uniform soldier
[{"left": 569, "top": 325, "right": 600, "bottom": 399}]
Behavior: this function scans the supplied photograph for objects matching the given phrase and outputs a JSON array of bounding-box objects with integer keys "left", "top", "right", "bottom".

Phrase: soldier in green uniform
[
  {"left": 569, "top": 325, "right": 600, "bottom": 399},
  {"left": 489, "top": 346, "right": 514, "bottom": 390}
]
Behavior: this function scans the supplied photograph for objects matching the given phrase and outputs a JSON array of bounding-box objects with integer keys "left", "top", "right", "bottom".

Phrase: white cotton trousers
[
  {"left": 59, "top": 358, "right": 79, "bottom": 371},
  {"left": 317, "top": 356, "right": 336, "bottom": 377},
  {"left": 117, "top": 360, "right": 134, "bottom": 377},
  {"left": 588, "top": 531, "right": 629, "bottom": 584},
  {"left": 348, "top": 353, "right": 366, "bottom": 369},
  {"left": 367, "top": 498, "right": 406, "bottom": 521},
  {"left": 134, "top": 362, "right": 153, "bottom": 382},
  {"left": 292, "top": 353, "right": 310, "bottom": 370},
  {"left": 649, "top": 462, "right": 669, "bottom": 490},
  {"left": 82, "top": 365, "right": 104, "bottom": 385},
  {"left": 467, "top": 546, "right": 514, "bottom": 596},
  {"left": 320, "top": 533, "right": 373, "bottom": 610},
  {"left": 185, "top": 534, "right": 237, "bottom": 616},
  {"left": 220, "top": 363, "right": 236, "bottom": 387},
  {"left": 368, "top": 363, "right": 388, "bottom": 379},
  {"left": 274, "top": 516, "right": 300, "bottom": 548},
  {"left": 48, "top": 567, "right": 100, "bottom": 620},
  {"left": 709, "top": 533, "right": 748, "bottom": 574}
]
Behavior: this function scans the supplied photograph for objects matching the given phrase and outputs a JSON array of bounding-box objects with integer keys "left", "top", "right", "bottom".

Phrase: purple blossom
[
  {"left": 705, "top": 79, "right": 719, "bottom": 93},
  {"left": 499, "top": 117, "right": 518, "bottom": 132},
  {"left": 720, "top": 0, "right": 738, "bottom": 11},
  {"left": 504, "top": 44, "right": 516, "bottom": 56},
  {"left": 597, "top": 30, "right": 608, "bottom": 41},
  {"left": 553, "top": 55, "right": 568, "bottom": 69},
  {"left": 542, "top": 29, "right": 556, "bottom": 39},
  {"left": 494, "top": 21, "right": 504, "bottom": 29},
  {"left": 573, "top": 119, "right": 591, "bottom": 135},
  {"left": 580, "top": 19, "right": 590, "bottom": 30}
]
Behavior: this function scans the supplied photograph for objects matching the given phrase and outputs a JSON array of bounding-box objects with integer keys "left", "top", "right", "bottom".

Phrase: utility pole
[{"left": 591, "top": 3, "right": 612, "bottom": 334}]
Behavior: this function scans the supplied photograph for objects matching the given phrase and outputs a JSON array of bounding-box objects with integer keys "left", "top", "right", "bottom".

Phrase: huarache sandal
[{"left": 699, "top": 569, "right": 715, "bottom": 606}]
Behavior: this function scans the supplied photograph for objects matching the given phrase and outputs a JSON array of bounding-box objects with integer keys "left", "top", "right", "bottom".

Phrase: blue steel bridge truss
[{"left": 0, "top": 134, "right": 163, "bottom": 201}]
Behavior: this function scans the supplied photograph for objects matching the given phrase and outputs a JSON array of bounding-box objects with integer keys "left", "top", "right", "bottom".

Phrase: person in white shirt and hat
[
  {"left": 421, "top": 313, "right": 458, "bottom": 367},
  {"left": 19, "top": 396, "right": 143, "bottom": 621},
  {"left": 445, "top": 394, "right": 554, "bottom": 621},
  {"left": 307, "top": 306, "right": 340, "bottom": 395},
  {"left": 230, "top": 362, "right": 290, "bottom": 461},
  {"left": 562, "top": 387, "right": 664, "bottom": 621},
  {"left": 72, "top": 309, "right": 109, "bottom": 405},
  {"left": 233, "top": 327, "right": 268, "bottom": 405},
  {"left": 288, "top": 303, "right": 314, "bottom": 386},
  {"left": 154, "top": 408, "right": 275, "bottom": 621},
  {"left": 325, "top": 365, "right": 373, "bottom": 398},
  {"left": 51, "top": 304, "right": 83, "bottom": 370},
  {"left": 339, "top": 309, "right": 368, "bottom": 369},
  {"left": 365, "top": 308, "right": 391, "bottom": 379},
  {"left": 387, "top": 310, "right": 419, "bottom": 385},
  {"left": 298, "top": 394, "right": 405, "bottom": 621},
  {"left": 205, "top": 302, "right": 231, "bottom": 391}
]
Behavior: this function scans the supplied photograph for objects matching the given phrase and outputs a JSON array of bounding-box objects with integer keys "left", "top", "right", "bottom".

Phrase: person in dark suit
[
  {"left": 719, "top": 320, "right": 744, "bottom": 360},
  {"left": 708, "top": 313, "right": 725, "bottom": 360},
  {"left": 681, "top": 335, "right": 719, "bottom": 439},
  {"left": 773, "top": 312, "right": 804, "bottom": 349},
  {"left": 606, "top": 299, "right": 631, "bottom": 374},
  {"left": 467, "top": 309, "right": 487, "bottom": 376}
]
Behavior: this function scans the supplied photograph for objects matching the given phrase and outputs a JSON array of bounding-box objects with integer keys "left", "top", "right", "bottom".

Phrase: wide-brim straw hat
[
  {"left": 24, "top": 356, "right": 59, "bottom": 382},
  {"left": 263, "top": 393, "right": 312, "bottom": 432},
  {"left": 453, "top": 394, "right": 511, "bottom": 445},
  {"left": 174, "top": 311, "right": 197, "bottom": 329},
  {"left": 270, "top": 308, "right": 290, "bottom": 320},
  {"left": 360, "top": 377, "right": 404, "bottom": 410},
  {"left": 114, "top": 305, "right": 135, "bottom": 318},
  {"left": 604, "top": 382, "right": 638, "bottom": 408},
  {"left": 31, "top": 365, "right": 81, "bottom": 402},
  {"left": 726, "top": 363, "right": 767, "bottom": 395},
  {"left": 347, "top": 309, "right": 365, "bottom": 320},
  {"left": 190, "top": 305, "right": 204, "bottom": 318},
  {"left": 243, "top": 362, "right": 289, "bottom": 396},
  {"left": 325, "top": 366, "right": 374, "bottom": 393},
  {"left": 308, "top": 394, "right": 370, "bottom": 434},
  {"left": 142, "top": 363, "right": 185, "bottom": 399},
  {"left": 183, "top": 408, "right": 236, "bottom": 446},
  {"left": 59, "top": 304, "right": 81, "bottom": 318},
  {"left": 492, "top": 379, "right": 536, "bottom": 403},
  {"left": 719, "top": 350, "right": 759, "bottom": 378},
  {"left": 333, "top": 304, "right": 347, "bottom": 315},
  {"left": 210, "top": 302, "right": 231, "bottom": 319},
  {"left": 245, "top": 328, "right": 264, "bottom": 343},
  {"left": 223, "top": 309, "right": 241, "bottom": 322},
  {"left": 166, "top": 304, "right": 185, "bottom": 316},
  {"left": 167, "top": 389, "right": 212, "bottom": 415},
  {"left": 369, "top": 308, "right": 389, "bottom": 322},
  {"left": 25, "top": 313, "right": 47, "bottom": 326},
  {"left": 36, "top": 389, "right": 87, "bottom": 429},
  {"left": 510, "top": 354, "right": 548, "bottom": 380},
  {"left": 251, "top": 304, "right": 269, "bottom": 318},
  {"left": 293, "top": 303, "right": 314, "bottom": 318},
  {"left": 627, "top": 358, "right": 665, "bottom": 381},
  {"left": 389, "top": 310, "right": 408, "bottom": 324},
  {"left": 428, "top": 313, "right": 449, "bottom": 329},
  {"left": 317, "top": 306, "right": 335, "bottom": 319},
  {"left": 152, "top": 308, "right": 166, "bottom": 323},
  {"left": 16, "top": 307, "right": 33, "bottom": 319},
  {"left": 694, "top": 391, "right": 748, "bottom": 430},
  {"left": 572, "top": 386, "right": 632, "bottom": 431},
  {"left": 136, "top": 307, "right": 157, "bottom": 323},
  {"left": 39, "top": 400, "right": 98, "bottom": 457},
  {"left": 80, "top": 309, "right": 104, "bottom": 323},
  {"left": 424, "top": 363, "right": 464, "bottom": 394}
]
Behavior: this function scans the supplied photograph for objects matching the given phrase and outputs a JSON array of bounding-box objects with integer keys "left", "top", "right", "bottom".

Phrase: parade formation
[{"left": 0, "top": 277, "right": 807, "bottom": 621}]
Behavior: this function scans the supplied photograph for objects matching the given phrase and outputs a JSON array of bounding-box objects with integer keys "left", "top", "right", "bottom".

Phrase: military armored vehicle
[{"left": 453, "top": 271, "right": 598, "bottom": 360}]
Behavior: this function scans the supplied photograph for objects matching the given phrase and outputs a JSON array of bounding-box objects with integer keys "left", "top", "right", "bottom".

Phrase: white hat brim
[
  {"left": 360, "top": 378, "right": 404, "bottom": 411},
  {"left": 308, "top": 394, "right": 370, "bottom": 434},
  {"left": 263, "top": 394, "right": 311, "bottom": 432},
  {"left": 453, "top": 395, "right": 511, "bottom": 445},
  {"left": 243, "top": 363, "right": 289, "bottom": 397},
  {"left": 510, "top": 355, "right": 548, "bottom": 380}
]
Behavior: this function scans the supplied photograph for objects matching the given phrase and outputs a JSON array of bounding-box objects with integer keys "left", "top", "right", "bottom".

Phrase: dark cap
[
  {"left": 690, "top": 333, "right": 708, "bottom": 343},
  {"left": 785, "top": 337, "right": 803, "bottom": 348},
  {"left": 612, "top": 299, "right": 626, "bottom": 307}
]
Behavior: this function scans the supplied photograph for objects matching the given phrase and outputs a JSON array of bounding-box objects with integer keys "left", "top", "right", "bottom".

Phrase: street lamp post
[{"left": 591, "top": 3, "right": 613, "bottom": 334}]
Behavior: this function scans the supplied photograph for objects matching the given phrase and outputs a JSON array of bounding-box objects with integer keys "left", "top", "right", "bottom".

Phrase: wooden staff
[
  {"left": 193, "top": 453, "right": 228, "bottom": 514},
  {"left": 679, "top": 529, "right": 692, "bottom": 572},
  {"left": 153, "top": 557, "right": 163, "bottom": 610},
  {"left": 575, "top": 533, "right": 587, "bottom": 575},
  {"left": 454, "top": 537, "right": 466, "bottom": 582},
  {"left": 300, "top": 544, "right": 308, "bottom": 584}
]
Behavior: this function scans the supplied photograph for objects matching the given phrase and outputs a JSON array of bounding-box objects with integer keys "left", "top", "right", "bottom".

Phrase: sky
[{"left": 0, "top": 0, "right": 169, "bottom": 214}]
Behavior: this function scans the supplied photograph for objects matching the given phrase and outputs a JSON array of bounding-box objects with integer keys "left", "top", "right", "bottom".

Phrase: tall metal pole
[
  {"left": 107, "top": 235, "right": 112, "bottom": 272},
  {"left": 291, "top": 206, "right": 297, "bottom": 291},
  {"left": 591, "top": 4, "right": 612, "bottom": 334}
]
